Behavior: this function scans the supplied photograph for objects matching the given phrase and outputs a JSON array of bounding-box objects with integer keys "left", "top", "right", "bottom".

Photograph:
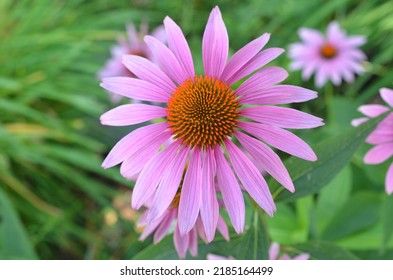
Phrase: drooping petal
[
  {"left": 269, "top": 242, "right": 280, "bottom": 260},
  {"left": 122, "top": 55, "right": 176, "bottom": 94},
  {"left": 366, "top": 128, "right": 393, "bottom": 145},
  {"left": 238, "top": 122, "right": 317, "bottom": 161},
  {"left": 235, "top": 131, "right": 294, "bottom": 192},
  {"left": 358, "top": 104, "right": 389, "bottom": 118},
  {"left": 380, "top": 88, "right": 393, "bottom": 107},
  {"left": 178, "top": 149, "right": 202, "bottom": 235},
  {"left": 386, "top": 163, "right": 393, "bottom": 195},
  {"left": 200, "top": 148, "right": 219, "bottom": 242},
  {"left": 298, "top": 28, "right": 324, "bottom": 46},
  {"left": 188, "top": 227, "right": 198, "bottom": 257},
  {"left": 100, "top": 104, "right": 167, "bottom": 126},
  {"left": 225, "top": 139, "right": 276, "bottom": 216},
  {"left": 241, "top": 106, "right": 324, "bottom": 129},
  {"left": 221, "top": 33, "right": 270, "bottom": 82},
  {"left": 293, "top": 253, "right": 311, "bottom": 260},
  {"left": 164, "top": 16, "right": 195, "bottom": 78},
  {"left": 351, "top": 117, "right": 369, "bottom": 127},
  {"left": 132, "top": 141, "right": 181, "bottom": 209},
  {"left": 217, "top": 215, "right": 230, "bottom": 241},
  {"left": 214, "top": 146, "right": 245, "bottom": 233},
  {"left": 101, "top": 77, "right": 170, "bottom": 103},
  {"left": 153, "top": 209, "right": 177, "bottom": 243},
  {"left": 147, "top": 145, "right": 190, "bottom": 222},
  {"left": 202, "top": 6, "right": 228, "bottom": 78},
  {"left": 174, "top": 225, "right": 189, "bottom": 259},
  {"left": 240, "top": 85, "right": 317, "bottom": 105},
  {"left": 139, "top": 210, "right": 167, "bottom": 241},
  {"left": 102, "top": 122, "right": 169, "bottom": 168},
  {"left": 364, "top": 143, "right": 393, "bottom": 164},
  {"left": 144, "top": 35, "right": 188, "bottom": 84}
]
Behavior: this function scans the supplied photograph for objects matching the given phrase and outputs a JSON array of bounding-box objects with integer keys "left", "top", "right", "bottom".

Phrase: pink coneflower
[
  {"left": 289, "top": 21, "right": 367, "bottom": 88},
  {"left": 101, "top": 6, "right": 323, "bottom": 238},
  {"left": 138, "top": 195, "right": 230, "bottom": 259},
  {"left": 352, "top": 88, "right": 393, "bottom": 195},
  {"left": 207, "top": 242, "right": 310, "bottom": 260},
  {"left": 98, "top": 22, "right": 166, "bottom": 102}
]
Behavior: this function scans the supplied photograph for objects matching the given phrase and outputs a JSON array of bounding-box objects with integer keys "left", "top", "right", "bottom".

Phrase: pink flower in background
[
  {"left": 352, "top": 88, "right": 393, "bottom": 195},
  {"left": 100, "top": 6, "right": 322, "bottom": 240},
  {"left": 207, "top": 242, "right": 310, "bottom": 260},
  {"left": 289, "top": 21, "right": 366, "bottom": 87},
  {"left": 138, "top": 196, "right": 230, "bottom": 259},
  {"left": 98, "top": 22, "right": 166, "bottom": 102}
]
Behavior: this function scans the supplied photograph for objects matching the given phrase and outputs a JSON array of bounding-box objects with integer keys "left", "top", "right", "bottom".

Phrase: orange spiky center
[
  {"left": 320, "top": 44, "right": 337, "bottom": 59},
  {"left": 167, "top": 76, "right": 240, "bottom": 149}
]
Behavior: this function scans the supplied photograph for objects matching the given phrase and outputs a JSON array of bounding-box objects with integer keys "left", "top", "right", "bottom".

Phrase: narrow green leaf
[
  {"left": 382, "top": 194, "right": 393, "bottom": 251},
  {"left": 293, "top": 241, "right": 359, "bottom": 260}
]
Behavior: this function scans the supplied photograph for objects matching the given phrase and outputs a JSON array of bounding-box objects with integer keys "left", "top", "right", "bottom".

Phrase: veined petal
[
  {"left": 214, "top": 146, "right": 245, "bottom": 233},
  {"left": 358, "top": 104, "right": 389, "bottom": 118},
  {"left": 100, "top": 104, "right": 167, "bottom": 126},
  {"left": 225, "top": 139, "right": 276, "bottom": 216},
  {"left": 200, "top": 148, "right": 219, "bottom": 242},
  {"left": 139, "top": 211, "right": 167, "bottom": 241},
  {"left": 144, "top": 35, "right": 189, "bottom": 84},
  {"left": 132, "top": 141, "right": 181, "bottom": 209},
  {"left": 101, "top": 77, "right": 170, "bottom": 103},
  {"left": 217, "top": 215, "right": 230, "bottom": 241},
  {"left": 153, "top": 209, "right": 176, "bottom": 243},
  {"left": 364, "top": 143, "right": 393, "bottom": 164},
  {"left": 188, "top": 227, "right": 198, "bottom": 257},
  {"left": 147, "top": 145, "right": 190, "bottom": 222},
  {"left": 241, "top": 85, "right": 318, "bottom": 105},
  {"left": 380, "top": 88, "right": 393, "bottom": 107},
  {"left": 178, "top": 149, "right": 202, "bottom": 235},
  {"left": 102, "top": 122, "right": 169, "bottom": 168},
  {"left": 238, "top": 122, "right": 317, "bottom": 161},
  {"left": 202, "top": 6, "right": 228, "bottom": 78},
  {"left": 241, "top": 106, "right": 324, "bottom": 129},
  {"left": 221, "top": 33, "right": 270, "bottom": 82},
  {"left": 236, "top": 66, "right": 288, "bottom": 97},
  {"left": 122, "top": 55, "right": 176, "bottom": 94},
  {"left": 164, "top": 16, "right": 195, "bottom": 78},
  {"left": 235, "top": 131, "right": 294, "bottom": 192},
  {"left": 174, "top": 225, "right": 189, "bottom": 259}
]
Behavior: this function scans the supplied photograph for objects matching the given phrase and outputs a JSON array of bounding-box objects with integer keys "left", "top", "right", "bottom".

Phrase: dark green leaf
[
  {"left": 382, "top": 194, "right": 393, "bottom": 251},
  {"left": 293, "top": 241, "right": 359, "bottom": 260}
]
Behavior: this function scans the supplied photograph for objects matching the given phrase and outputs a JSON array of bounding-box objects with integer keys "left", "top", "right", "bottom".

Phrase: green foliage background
[{"left": 1, "top": 0, "right": 393, "bottom": 259}]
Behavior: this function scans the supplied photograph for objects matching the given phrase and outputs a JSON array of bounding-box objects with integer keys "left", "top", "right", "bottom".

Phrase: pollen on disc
[{"left": 167, "top": 76, "right": 240, "bottom": 149}]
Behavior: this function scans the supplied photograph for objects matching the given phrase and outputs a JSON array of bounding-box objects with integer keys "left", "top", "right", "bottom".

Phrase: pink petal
[
  {"left": 298, "top": 28, "right": 324, "bottom": 46},
  {"left": 150, "top": 25, "right": 167, "bottom": 44},
  {"left": 364, "top": 143, "right": 393, "bottom": 164},
  {"left": 164, "top": 17, "right": 195, "bottom": 78},
  {"left": 139, "top": 211, "right": 167, "bottom": 241},
  {"left": 207, "top": 254, "right": 228, "bottom": 260},
  {"left": 153, "top": 209, "right": 176, "bottom": 243},
  {"left": 122, "top": 55, "right": 176, "bottom": 94},
  {"left": 351, "top": 117, "right": 369, "bottom": 127},
  {"left": 315, "top": 64, "right": 329, "bottom": 88},
  {"left": 214, "top": 146, "right": 245, "bottom": 234},
  {"left": 226, "top": 48, "right": 285, "bottom": 85},
  {"left": 238, "top": 122, "right": 317, "bottom": 161},
  {"left": 200, "top": 148, "right": 219, "bottom": 242},
  {"left": 225, "top": 139, "right": 276, "bottom": 216},
  {"left": 344, "top": 35, "right": 366, "bottom": 47},
  {"left": 188, "top": 227, "right": 198, "bottom": 257},
  {"left": 217, "top": 215, "right": 230, "bottom": 241},
  {"left": 221, "top": 33, "right": 270, "bottom": 83},
  {"left": 235, "top": 131, "right": 294, "bottom": 192},
  {"left": 202, "top": 6, "right": 228, "bottom": 78},
  {"left": 100, "top": 104, "right": 166, "bottom": 126},
  {"left": 241, "top": 106, "right": 324, "bottom": 129},
  {"left": 380, "top": 88, "right": 393, "bottom": 107},
  {"left": 327, "top": 21, "right": 345, "bottom": 42},
  {"left": 294, "top": 253, "right": 310, "bottom": 260},
  {"left": 144, "top": 35, "right": 188, "bottom": 84},
  {"left": 102, "top": 122, "right": 169, "bottom": 168},
  {"left": 235, "top": 66, "right": 288, "bottom": 97},
  {"left": 269, "top": 242, "right": 280, "bottom": 260},
  {"left": 131, "top": 141, "right": 181, "bottom": 209},
  {"left": 146, "top": 145, "right": 190, "bottom": 222},
  {"left": 178, "top": 149, "right": 202, "bottom": 235},
  {"left": 358, "top": 104, "right": 389, "bottom": 118},
  {"left": 386, "top": 163, "right": 393, "bottom": 195},
  {"left": 120, "top": 130, "right": 172, "bottom": 179},
  {"left": 174, "top": 225, "right": 189, "bottom": 259},
  {"left": 366, "top": 128, "right": 393, "bottom": 145},
  {"left": 240, "top": 85, "right": 318, "bottom": 105},
  {"left": 101, "top": 77, "right": 170, "bottom": 103}
]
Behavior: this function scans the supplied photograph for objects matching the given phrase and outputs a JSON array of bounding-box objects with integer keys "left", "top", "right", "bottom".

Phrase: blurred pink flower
[
  {"left": 352, "top": 88, "right": 393, "bottom": 194},
  {"left": 99, "top": 22, "right": 166, "bottom": 102},
  {"left": 289, "top": 21, "right": 366, "bottom": 87},
  {"left": 101, "top": 6, "right": 322, "bottom": 239}
]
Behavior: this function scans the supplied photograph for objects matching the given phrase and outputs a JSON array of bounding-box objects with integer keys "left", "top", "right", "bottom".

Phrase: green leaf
[
  {"left": 273, "top": 114, "right": 385, "bottom": 202},
  {"left": 382, "top": 194, "right": 393, "bottom": 251},
  {"left": 0, "top": 189, "right": 37, "bottom": 259},
  {"left": 293, "top": 241, "right": 359, "bottom": 260}
]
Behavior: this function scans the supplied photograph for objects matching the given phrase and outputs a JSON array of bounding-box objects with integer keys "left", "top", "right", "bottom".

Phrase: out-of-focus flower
[
  {"left": 99, "top": 22, "right": 166, "bottom": 102},
  {"left": 352, "top": 88, "right": 393, "bottom": 194},
  {"left": 138, "top": 194, "right": 230, "bottom": 259},
  {"left": 207, "top": 242, "right": 310, "bottom": 260},
  {"left": 100, "top": 6, "right": 322, "bottom": 240},
  {"left": 289, "top": 21, "right": 366, "bottom": 87}
]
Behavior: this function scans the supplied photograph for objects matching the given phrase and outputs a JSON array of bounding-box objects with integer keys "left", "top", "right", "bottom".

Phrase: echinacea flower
[
  {"left": 352, "top": 88, "right": 393, "bottom": 194},
  {"left": 289, "top": 21, "right": 366, "bottom": 87},
  {"left": 207, "top": 242, "right": 310, "bottom": 260},
  {"left": 138, "top": 194, "right": 230, "bottom": 258},
  {"left": 98, "top": 22, "right": 166, "bottom": 102},
  {"left": 100, "top": 6, "right": 323, "bottom": 240}
]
